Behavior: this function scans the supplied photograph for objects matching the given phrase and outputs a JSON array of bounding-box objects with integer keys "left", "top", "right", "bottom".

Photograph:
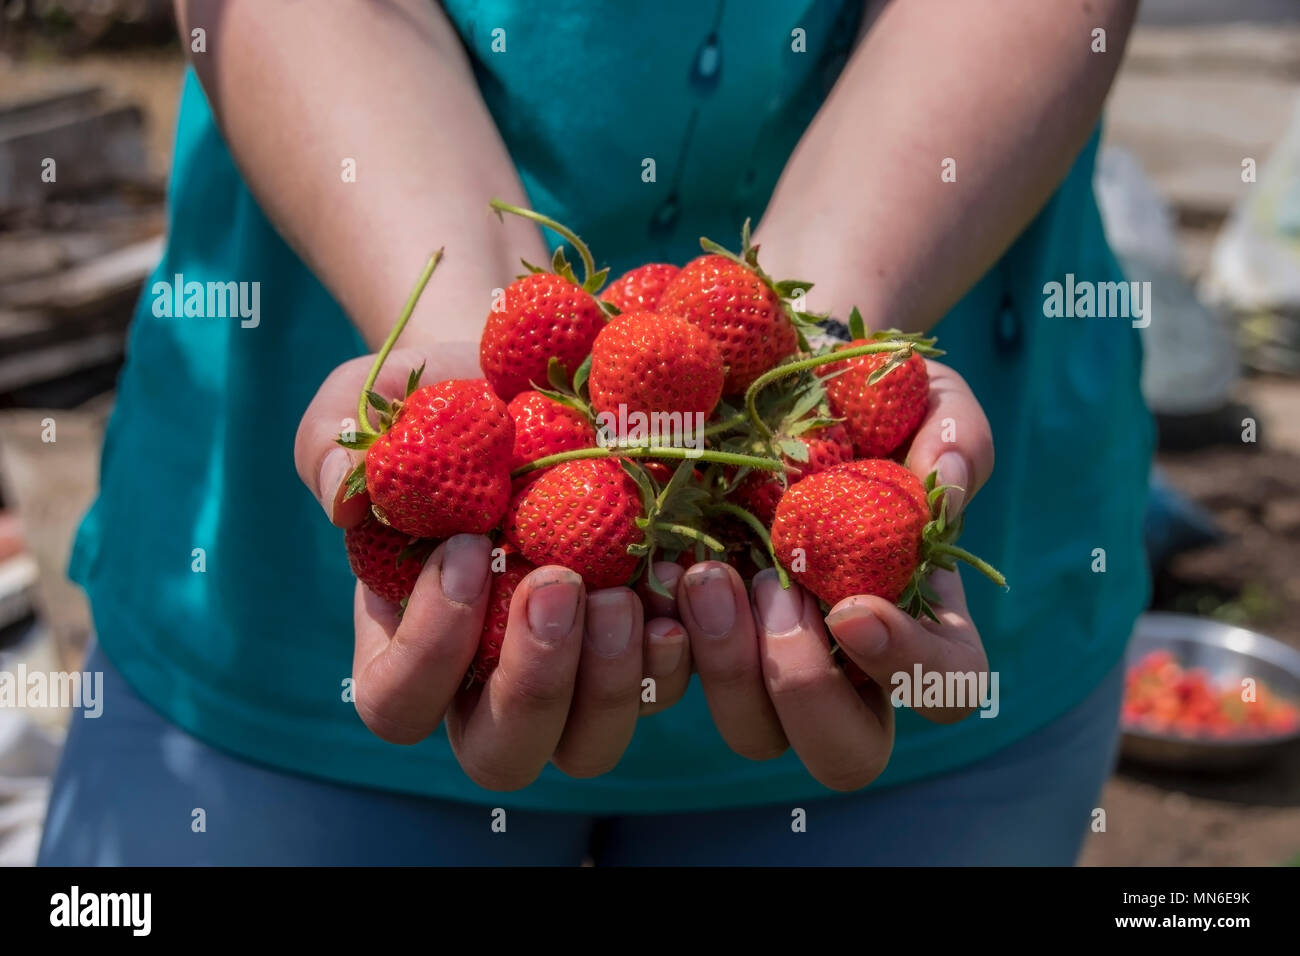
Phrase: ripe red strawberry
[
  {"left": 732, "top": 423, "right": 855, "bottom": 525},
  {"left": 469, "top": 552, "right": 534, "bottom": 684},
  {"left": 600, "top": 263, "right": 680, "bottom": 312},
  {"left": 658, "top": 254, "right": 798, "bottom": 394},
  {"left": 480, "top": 272, "right": 605, "bottom": 401},
  {"left": 772, "top": 459, "right": 931, "bottom": 607},
  {"left": 588, "top": 310, "right": 724, "bottom": 419},
  {"left": 506, "top": 390, "right": 596, "bottom": 478},
  {"left": 820, "top": 345, "right": 929, "bottom": 458},
  {"left": 344, "top": 515, "right": 431, "bottom": 604},
  {"left": 505, "top": 458, "right": 644, "bottom": 588},
  {"left": 365, "top": 379, "right": 514, "bottom": 538},
  {"left": 504, "top": 457, "right": 714, "bottom": 589},
  {"left": 771, "top": 458, "right": 1004, "bottom": 615}
]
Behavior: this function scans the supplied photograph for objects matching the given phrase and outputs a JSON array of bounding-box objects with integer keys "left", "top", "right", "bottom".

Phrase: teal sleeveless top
[{"left": 70, "top": 0, "right": 1151, "bottom": 811}]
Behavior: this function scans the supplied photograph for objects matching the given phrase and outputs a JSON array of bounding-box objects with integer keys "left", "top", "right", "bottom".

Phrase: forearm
[
  {"left": 754, "top": 0, "right": 1137, "bottom": 332},
  {"left": 176, "top": 0, "right": 545, "bottom": 357}
]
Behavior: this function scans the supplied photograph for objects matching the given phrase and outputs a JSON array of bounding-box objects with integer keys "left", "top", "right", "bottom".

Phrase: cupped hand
[
  {"left": 293, "top": 350, "right": 694, "bottom": 789},
  {"left": 662, "top": 358, "right": 996, "bottom": 791}
]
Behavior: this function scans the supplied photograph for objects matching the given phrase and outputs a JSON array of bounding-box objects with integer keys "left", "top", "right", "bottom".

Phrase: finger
[
  {"left": 678, "top": 562, "right": 787, "bottom": 761},
  {"left": 637, "top": 561, "right": 682, "bottom": 620},
  {"left": 904, "top": 360, "right": 995, "bottom": 518},
  {"left": 446, "top": 566, "right": 585, "bottom": 790},
  {"left": 351, "top": 533, "right": 493, "bottom": 744},
  {"left": 825, "top": 569, "right": 988, "bottom": 724},
  {"left": 293, "top": 348, "right": 429, "bottom": 527},
  {"left": 750, "top": 569, "right": 893, "bottom": 791},
  {"left": 551, "top": 588, "right": 645, "bottom": 778},
  {"left": 640, "top": 617, "right": 692, "bottom": 716}
]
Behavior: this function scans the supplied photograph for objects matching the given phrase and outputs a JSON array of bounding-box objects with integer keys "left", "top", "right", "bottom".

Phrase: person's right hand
[{"left": 294, "top": 350, "right": 695, "bottom": 789}]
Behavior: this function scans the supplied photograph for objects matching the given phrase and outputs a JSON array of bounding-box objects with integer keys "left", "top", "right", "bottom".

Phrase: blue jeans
[{"left": 38, "top": 643, "right": 1123, "bottom": 865}]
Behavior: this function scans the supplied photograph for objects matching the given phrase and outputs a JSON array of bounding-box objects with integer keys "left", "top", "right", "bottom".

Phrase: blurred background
[{"left": 1, "top": 0, "right": 1299, "bottom": 866}]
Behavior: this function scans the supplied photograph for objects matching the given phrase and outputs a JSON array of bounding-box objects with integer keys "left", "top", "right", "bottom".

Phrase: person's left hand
[{"left": 659, "top": 359, "right": 996, "bottom": 791}]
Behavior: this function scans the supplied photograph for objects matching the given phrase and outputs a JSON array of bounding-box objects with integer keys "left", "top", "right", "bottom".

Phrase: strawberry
[
  {"left": 820, "top": 344, "right": 929, "bottom": 458},
  {"left": 480, "top": 272, "right": 606, "bottom": 401},
  {"left": 505, "top": 458, "right": 643, "bottom": 588},
  {"left": 588, "top": 310, "right": 724, "bottom": 419},
  {"left": 505, "top": 457, "right": 716, "bottom": 589},
  {"left": 770, "top": 459, "right": 1004, "bottom": 617},
  {"left": 732, "top": 422, "right": 854, "bottom": 525},
  {"left": 600, "top": 263, "right": 680, "bottom": 312},
  {"left": 659, "top": 255, "right": 796, "bottom": 394},
  {"left": 657, "top": 223, "right": 813, "bottom": 394},
  {"left": 363, "top": 379, "right": 514, "bottom": 538},
  {"left": 506, "top": 389, "right": 596, "bottom": 478},
  {"left": 344, "top": 515, "right": 432, "bottom": 604},
  {"left": 469, "top": 552, "right": 534, "bottom": 684}
]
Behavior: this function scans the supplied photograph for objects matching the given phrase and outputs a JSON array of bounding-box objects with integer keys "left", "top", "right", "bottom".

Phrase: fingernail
[
  {"left": 651, "top": 561, "right": 683, "bottom": 593},
  {"left": 585, "top": 589, "right": 634, "bottom": 657},
  {"left": 935, "top": 451, "right": 968, "bottom": 518},
  {"left": 646, "top": 618, "right": 685, "bottom": 673},
  {"left": 440, "top": 534, "right": 491, "bottom": 603},
  {"left": 318, "top": 448, "right": 352, "bottom": 518},
  {"left": 527, "top": 570, "right": 583, "bottom": 644},
  {"left": 683, "top": 565, "right": 736, "bottom": 639},
  {"left": 752, "top": 568, "right": 804, "bottom": 635},
  {"left": 825, "top": 600, "right": 888, "bottom": 656}
]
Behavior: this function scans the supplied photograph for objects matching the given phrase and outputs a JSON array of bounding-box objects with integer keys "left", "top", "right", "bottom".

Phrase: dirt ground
[{"left": 1080, "top": 378, "right": 1300, "bottom": 867}]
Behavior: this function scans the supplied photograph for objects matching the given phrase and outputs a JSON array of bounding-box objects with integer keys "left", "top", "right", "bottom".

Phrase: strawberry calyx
[
  {"left": 741, "top": 309, "right": 943, "bottom": 441},
  {"left": 527, "top": 356, "right": 596, "bottom": 422},
  {"left": 488, "top": 199, "right": 613, "bottom": 308},
  {"left": 716, "top": 371, "right": 839, "bottom": 494},
  {"left": 699, "top": 218, "right": 823, "bottom": 346},
  {"left": 902, "top": 470, "right": 1008, "bottom": 621},
  {"left": 334, "top": 248, "right": 444, "bottom": 500},
  {"left": 622, "top": 460, "right": 725, "bottom": 598}
]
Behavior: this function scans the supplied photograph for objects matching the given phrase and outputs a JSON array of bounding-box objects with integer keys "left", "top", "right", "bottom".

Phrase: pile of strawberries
[
  {"left": 1122, "top": 650, "right": 1300, "bottom": 739},
  {"left": 339, "top": 202, "right": 1005, "bottom": 684}
]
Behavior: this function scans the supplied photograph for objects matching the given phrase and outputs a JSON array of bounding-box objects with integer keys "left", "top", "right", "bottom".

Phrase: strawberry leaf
[
  {"left": 336, "top": 435, "right": 376, "bottom": 451},
  {"left": 772, "top": 279, "right": 814, "bottom": 298},
  {"left": 777, "top": 438, "right": 809, "bottom": 463},
  {"left": 848, "top": 306, "right": 867, "bottom": 340},
  {"left": 365, "top": 391, "right": 391, "bottom": 414},
  {"left": 395, "top": 538, "right": 434, "bottom": 566},
  {"left": 645, "top": 562, "right": 675, "bottom": 600},
  {"left": 531, "top": 386, "right": 590, "bottom": 416},
  {"left": 582, "top": 266, "right": 610, "bottom": 295},
  {"left": 342, "top": 461, "right": 368, "bottom": 500},
  {"left": 405, "top": 363, "right": 426, "bottom": 398},
  {"left": 865, "top": 349, "right": 912, "bottom": 386},
  {"left": 699, "top": 236, "right": 734, "bottom": 258},
  {"left": 573, "top": 353, "right": 592, "bottom": 397},
  {"left": 546, "top": 357, "right": 570, "bottom": 393}
]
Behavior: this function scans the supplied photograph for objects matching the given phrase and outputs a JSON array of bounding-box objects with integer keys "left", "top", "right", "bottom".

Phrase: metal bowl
[{"left": 1120, "top": 612, "right": 1300, "bottom": 771}]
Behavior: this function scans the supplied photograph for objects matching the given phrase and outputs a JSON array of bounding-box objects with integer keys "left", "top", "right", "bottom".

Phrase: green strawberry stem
[
  {"left": 702, "top": 414, "right": 748, "bottom": 437},
  {"left": 706, "top": 501, "right": 790, "bottom": 589},
  {"left": 928, "top": 542, "right": 1008, "bottom": 589},
  {"left": 661, "top": 523, "right": 726, "bottom": 554},
  {"left": 743, "top": 340, "right": 914, "bottom": 440},
  {"left": 510, "top": 445, "right": 783, "bottom": 478},
  {"left": 356, "top": 249, "right": 444, "bottom": 436},
  {"left": 488, "top": 198, "right": 597, "bottom": 290}
]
